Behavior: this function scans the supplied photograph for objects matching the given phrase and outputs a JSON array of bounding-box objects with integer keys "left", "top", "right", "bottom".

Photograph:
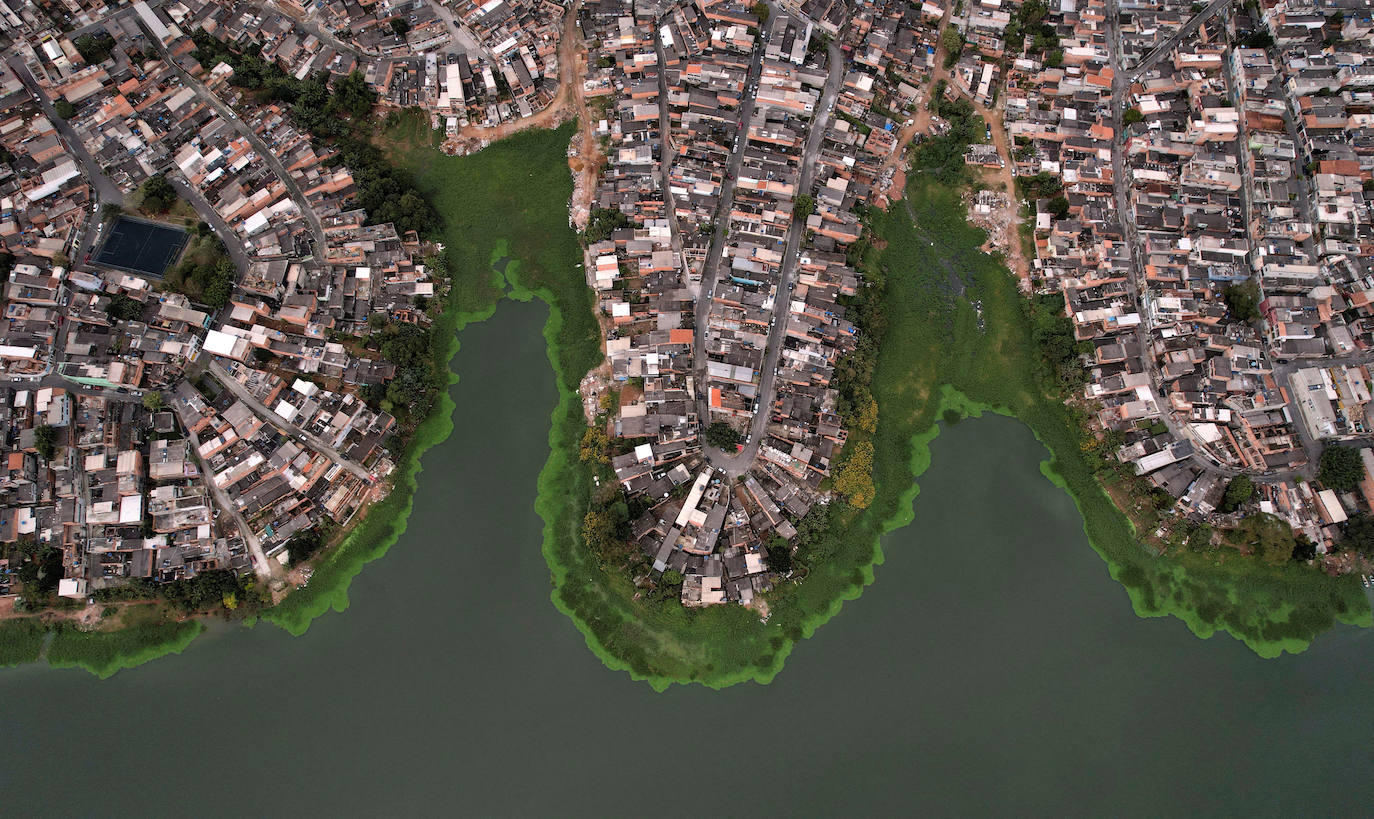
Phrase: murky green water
[{"left": 2, "top": 300, "right": 1370, "bottom": 816}]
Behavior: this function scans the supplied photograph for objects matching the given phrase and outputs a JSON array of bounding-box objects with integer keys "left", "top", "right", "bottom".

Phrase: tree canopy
[
  {"left": 765, "top": 536, "right": 793, "bottom": 573},
  {"left": 1219, "top": 475, "right": 1255, "bottom": 513},
  {"left": 140, "top": 173, "right": 178, "bottom": 214},
  {"left": 704, "top": 422, "right": 741, "bottom": 449},
  {"left": 34, "top": 425, "right": 56, "bottom": 461},
  {"left": 105, "top": 293, "right": 143, "bottom": 322},
  {"left": 1223, "top": 280, "right": 1262, "bottom": 323},
  {"left": 1339, "top": 514, "right": 1374, "bottom": 559},
  {"left": 1318, "top": 444, "right": 1365, "bottom": 492},
  {"left": 73, "top": 33, "right": 115, "bottom": 65}
]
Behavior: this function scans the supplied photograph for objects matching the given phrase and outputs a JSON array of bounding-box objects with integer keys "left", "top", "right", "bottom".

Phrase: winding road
[{"left": 140, "top": 25, "right": 329, "bottom": 258}]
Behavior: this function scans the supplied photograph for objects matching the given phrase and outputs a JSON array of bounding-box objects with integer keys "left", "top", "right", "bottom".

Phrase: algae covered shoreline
[{"left": 5, "top": 127, "right": 1366, "bottom": 682}]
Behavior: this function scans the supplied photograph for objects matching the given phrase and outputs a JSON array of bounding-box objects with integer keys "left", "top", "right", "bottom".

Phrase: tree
[
  {"left": 1123, "top": 108, "right": 1144, "bottom": 126},
  {"left": 1291, "top": 536, "right": 1317, "bottom": 562},
  {"left": 1318, "top": 445, "right": 1365, "bottom": 492},
  {"left": 53, "top": 99, "right": 75, "bottom": 119},
  {"left": 752, "top": 1, "right": 769, "bottom": 23},
  {"left": 286, "top": 529, "right": 325, "bottom": 565},
  {"left": 833, "top": 440, "right": 875, "bottom": 508},
  {"left": 140, "top": 173, "right": 178, "bottom": 214},
  {"left": 141, "top": 391, "right": 165, "bottom": 411},
  {"left": 765, "top": 536, "right": 793, "bottom": 573},
  {"left": 582, "top": 502, "right": 625, "bottom": 558},
  {"left": 33, "top": 425, "right": 56, "bottom": 461},
  {"left": 1223, "top": 280, "right": 1261, "bottom": 323},
  {"left": 105, "top": 293, "right": 143, "bottom": 322},
  {"left": 579, "top": 427, "right": 610, "bottom": 466},
  {"left": 73, "top": 33, "right": 115, "bottom": 65},
  {"left": 1047, "top": 195, "right": 1070, "bottom": 219},
  {"left": 1339, "top": 514, "right": 1374, "bottom": 559},
  {"left": 389, "top": 18, "right": 411, "bottom": 37},
  {"left": 793, "top": 194, "right": 816, "bottom": 220},
  {"left": 942, "top": 25, "right": 964, "bottom": 59},
  {"left": 704, "top": 422, "right": 741, "bottom": 449},
  {"left": 100, "top": 203, "right": 123, "bottom": 222},
  {"left": 584, "top": 208, "right": 632, "bottom": 243},
  {"left": 1219, "top": 475, "right": 1255, "bottom": 513}
]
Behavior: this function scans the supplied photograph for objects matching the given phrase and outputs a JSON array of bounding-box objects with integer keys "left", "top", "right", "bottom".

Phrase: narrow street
[
  {"left": 706, "top": 38, "right": 846, "bottom": 477},
  {"left": 690, "top": 12, "right": 844, "bottom": 477},
  {"left": 1105, "top": 0, "right": 1312, "bottom": 485},
  {"left": 7, "top": 55, "right": 123, "bottom": 261},
  {"left": 204, "top": 360, "right": 376, "bottom": 485},
  {"left": 690, "top": 29, "right": 770, "bottom": 439},
  {"left": 140, "top": 26, "right": 329, "bottom": 257},
  {"left": 171, "top": 394, "right": 280, "bottom": 582}
]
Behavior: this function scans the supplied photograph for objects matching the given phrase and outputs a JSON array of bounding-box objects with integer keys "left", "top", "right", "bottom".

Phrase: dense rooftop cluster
[
  {"left": 0, "top": 0, "right": 476, "bottom": 609},
  {"left": 580, "top": 0, "right": 943, "bottom": 606},
  {"left": 997, "top": 0, "right": 1374, "bottom": 556}
]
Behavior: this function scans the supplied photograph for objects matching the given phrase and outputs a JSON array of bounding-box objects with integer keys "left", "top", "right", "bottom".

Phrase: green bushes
[
  {"left": 913, "top": 84, "right": 989, "bottom": 185},
  {"left": 0, "top": 620, "right": 47, "bottom": 667}
]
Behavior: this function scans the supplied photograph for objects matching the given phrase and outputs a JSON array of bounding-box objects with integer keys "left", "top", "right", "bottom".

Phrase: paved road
[
  {"left": 688, "top": 32, "right": 766, "bottom": 443},
  {"left": 253, "top": 0, "right": 380, "bottom": 59},
  {"left": 166, "top": 175, "right": 251, "bottom": 274},
  {"left": 0, "top": 372, "right": 145, "bottom": 403},
  {"left": 140, "top": 26, "right": 329, "bottom": 258},
  {"left": 205, "top": 359, "right": 375, "bottom": 485},
  {"left": 170, "top": 394, "right": 279, "bottom": 581},
  {"left": 1120, "top": 0, "right": 1230, "bottom": 76},
  {"left": 7, "top": 55, "right": 124, "bottom": 263},
  {"left": 1105, "top": 0, "right": 1262, "bottom": 482},
  {"left": 707, "top": 37, "right": 845, "bottom": 478},
  {"left": 689, "top": 28, "right": 769, "bottom": 444}
]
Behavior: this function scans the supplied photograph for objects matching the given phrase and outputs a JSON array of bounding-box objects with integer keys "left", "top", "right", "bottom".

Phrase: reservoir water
[{"left": 2, "top": 300, "right": 1371, "bottom": 816}]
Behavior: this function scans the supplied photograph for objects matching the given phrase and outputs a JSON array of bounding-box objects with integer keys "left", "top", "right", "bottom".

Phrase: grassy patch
[
  {"left": 0, "top": 619, "right": 48, "bottom": 667},
  {"left": 45, "top": 621, "right": 205, "bottom": 679}
]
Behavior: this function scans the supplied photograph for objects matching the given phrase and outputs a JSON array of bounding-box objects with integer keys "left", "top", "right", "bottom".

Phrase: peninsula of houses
[{"left": 1, "top": 0, "right": 1372, "bottom": 626}]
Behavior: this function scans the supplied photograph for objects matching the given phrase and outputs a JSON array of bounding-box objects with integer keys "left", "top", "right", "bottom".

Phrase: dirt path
[
  {"left": 877, "top": 10, "right": 1030, "bottom": 285},
  {"left": 877, "top": 7, "right": 954, "bottom": 205},
  {"left": 969, "top": 103, "right": 1030, "bottom": 284},
  {"left": 442, "top": 2, "right": 602, "bottom": 226}
]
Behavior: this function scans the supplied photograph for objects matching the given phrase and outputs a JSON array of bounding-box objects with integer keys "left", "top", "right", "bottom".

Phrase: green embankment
[
  {"left": 45, "top": 621, "right": 205, "bottom": 678},
  {"left": 0, "top": 619, "right": 48, "bottom": 667},
  {"left": 1, "top": 617, "right": 206, "bottom": 677},
  {"left": 868, "top": 180, "right": 1372, "bottom": 657}
]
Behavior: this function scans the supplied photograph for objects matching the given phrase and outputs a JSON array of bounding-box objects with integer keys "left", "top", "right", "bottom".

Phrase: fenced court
[{"left": 92, "top": 216, "right": 189, "bottom": 278}]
